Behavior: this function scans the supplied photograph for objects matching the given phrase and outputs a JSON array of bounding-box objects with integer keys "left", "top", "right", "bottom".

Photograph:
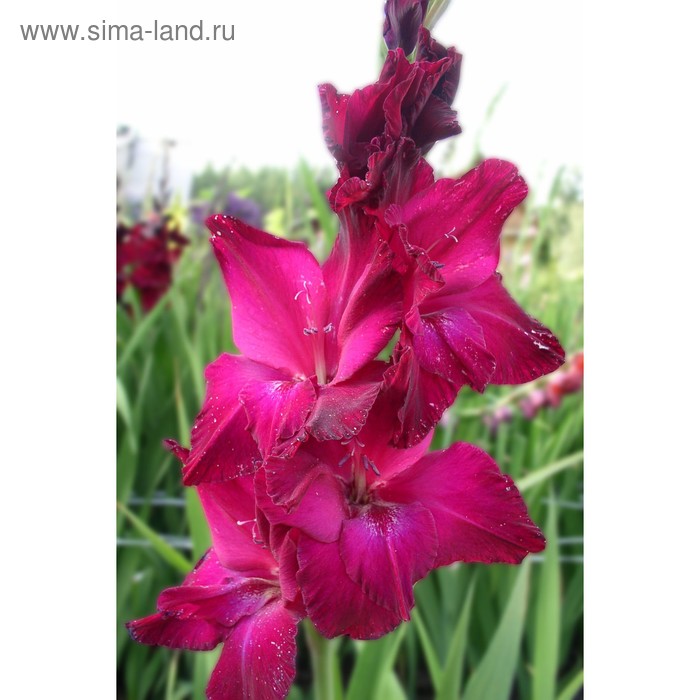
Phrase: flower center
[
  {"left": 295, "top": 279, "right": 333, "bottom": 385},
  {"left": 339, "top": 439, "right": 380, "bottom": 505}
]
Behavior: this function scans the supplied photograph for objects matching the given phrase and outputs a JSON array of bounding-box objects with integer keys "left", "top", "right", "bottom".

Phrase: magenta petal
[
  {"left": 208, "top": 214, "right": 329, "bottom": 376},
  {"left": 126, "top": 612, "right": 223, "bottom": 651},
  {"left": 381, "top": 443, "right": 546, "bottom": 566},
  {"left": 157, "top": 580, "right": 270, "bottom": 629},
  {"left": 297, "top": 535, "right": 403, "bottom": 640},
  {"left": 183, "top": 354, "right": 271, "bottom": 486},
  {"left": 206, "top": 601, "right": 298, "bottom": 700},
  {"left": 460, "top": 275, "right": 565, "bottom": 384},
  {"left": 127, "top": 549, "right": 269, "bottom": 651},
  {"left": 334, "top": 242, "right": 403, "bottom": 382},
  {"left": 306, "top": 363, "right": 385, "bottom": 442},
  {"left": 240, "top": 377, "right": 316, "bottom": 459},
  {"left": 340, "top": 503, "right": 437, "bottom": 620},
  {"left": 354, "top": 396, "right": 433, "bottom": 484},
  {"left": 385, "top": 347, "right": 460, "bottom": 447},
  {"left": 275, "top": 532, "right": 304, "bottom": 607},
  {"left": 198, "top": 480, "right": 278, "bottom": 576},
  {"left": 256, "top": 464, "right": 348, "bottom": 544},
  {"left": 411, "top": 307, "right": 496, "bottom": 391},
  {"left": 387, "top": 160, "right": 527, "bottom": 292}
]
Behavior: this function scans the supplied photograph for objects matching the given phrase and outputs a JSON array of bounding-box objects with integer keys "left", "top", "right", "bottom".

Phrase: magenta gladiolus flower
[
  {"left": 376, "top": 159, "right": 565, "bottom": 444},
  {"left": 125, "top": 3, "right": 566, "bottom": 695},
  {"left": 127, "top": 477, "right": 303, "bottom": 700},
  {"left": 177, "top": 214, "right": 403, "bottom": 484},
  {"left": 256, "top": 408, "right": 544, "bottom": 640}
]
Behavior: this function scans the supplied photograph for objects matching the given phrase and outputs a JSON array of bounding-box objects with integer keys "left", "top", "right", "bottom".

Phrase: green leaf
[
  {"left": 117, "top": 286, "right": 172, "bottom": 371},
  {"left": 533, "top": 490, "right": 561, "bottom": 700},
  {"left": 299, "top": 160, "right": 337, "bottom": 258},
  {"left": 516, "top": 451, "right": 583, "bottom": 493},
  {"left": 557, "top": 668, "right": 584, "bottom": 700},
  {"left": 436, "top": 574, "right": 478, "bottom": 700},
  {"left": 379, "top": 670, "right": 408, "bottom": 700},
  {"left": 463, "top": 561, "right": 531, "bottom": 700},
  {"left": 117, "top": 501, "right": 192, "bottom": 574},
  {"left": 346, "top": 624, "right": 406, "bottom": 700},
  {"left": 411, "top": 606, "right": 443, "bottom": 691},
  {"left": 116, "top": 377, "right": 137, "bottom": 453},
  {"left": 193, "top": 649, "right": 220, "bottom": 700}
]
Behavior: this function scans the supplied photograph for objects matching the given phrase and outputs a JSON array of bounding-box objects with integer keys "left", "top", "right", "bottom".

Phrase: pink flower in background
[
  {"left": 127, "top": 478, "right": 303, "bottom": 700},
  {"left": 117, "top": 215, "right": 188, "bottom": 311}
]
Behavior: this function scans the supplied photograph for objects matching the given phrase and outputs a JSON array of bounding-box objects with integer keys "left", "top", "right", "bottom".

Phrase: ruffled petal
[
  {"left": 206, "top": 600, "right": 299, "bottom": 700},
  {"left": 339, "top": 503, "right": 438, "bottom": 620},
  {"left": 455, "top": 275, "right": 565, "bottom": 384},
  {"left": 386, "top": 160, "right": 527, "bottom": 293},
  {"left": 384, "top": 347, "right": 460, "bottom": 447},
  {"left": 208, "top": 214, "right": 329, "bottom": 377},
  {"left": 297, "top": 535, "right": 403, "bottom": 640},
  {"left": 380, "top": 443, "right": 546, "bottom": 566},
  {"left": 126, "top": 612, "right": 223, "bottom": 651},
  {"left": 255, "top": 465, "right": 348, "bottom": 544},
  {"left": 410, "top": 307, "right": 496, "bottom": 391},
  {"left": 183, "top": 354, "right": 272, "bottom": 486},
  {"left": 306, "top": 363, "right": 386, "bottom": 442},
  {"left": 126, "top": 549, "right": 272, "bottom": 652},
  {"left": 240, "top": 377, "right": 316, "bottom": 459}
]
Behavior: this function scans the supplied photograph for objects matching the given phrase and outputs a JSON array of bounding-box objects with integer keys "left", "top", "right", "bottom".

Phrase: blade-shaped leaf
[
  {"left": 533, "top": 490, "right": 561, "bottom": 700},
  {"left": 437, "top": 574, "right": 478, "bottom": 700},
  {"left": 347, "top": 625, "right": 406, "bottom": 700},
  {"left": 463, "top": 560, "right": 531, "bottom": 700}
]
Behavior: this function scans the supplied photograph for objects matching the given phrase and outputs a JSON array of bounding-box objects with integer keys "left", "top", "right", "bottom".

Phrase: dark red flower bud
[{"left": 383, "top": 0, "right": 429, "bottom": 54}]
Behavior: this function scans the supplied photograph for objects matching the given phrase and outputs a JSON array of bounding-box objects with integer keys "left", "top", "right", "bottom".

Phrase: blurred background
[{"left": 117, "top": 1, "right": 583, "bottom": 698}]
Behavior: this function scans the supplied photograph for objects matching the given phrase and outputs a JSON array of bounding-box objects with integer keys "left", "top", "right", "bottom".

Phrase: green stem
[{"left": 304, "top": 620, "right": 342, "bottom": 700}]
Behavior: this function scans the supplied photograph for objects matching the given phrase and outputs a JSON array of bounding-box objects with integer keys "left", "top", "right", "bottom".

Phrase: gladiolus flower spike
[{"left": 127, "top": 2, "right": 564, "bottom": 698}]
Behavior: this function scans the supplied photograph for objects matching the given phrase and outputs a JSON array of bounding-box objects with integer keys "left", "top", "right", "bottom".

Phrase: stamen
[
  {"left": 323, "top": 323, "right": 334, "bottom": 333},
  {"left": 303, "top": 327, "right": 318, "bottom": 336},
  {"left": 294, "top": 280, "right": 312, "bottom": 304},
  {"left": 338, "top": 453, "right": 352, "bottom": 468},
  {"left": 425, "top": 227, "right": 459, "bottom": 254},
  {"left": 431, "top": 261, "right": 445, "bottom": 269},
  {"left": 362, "top": 455, "right": 380, "bottom": 476}
]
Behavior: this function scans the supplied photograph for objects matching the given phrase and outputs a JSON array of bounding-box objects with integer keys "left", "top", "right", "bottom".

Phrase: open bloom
[
  {"left": 127, "top": 477, "right": 303, "bottom": 700},
  {"left": 257, "top": 406, "right": 545, "bottom": 640},
  {"left": 177, "top": 214, "right": 403, "bottom": 484},
  {"left": 377, "top": 159, "right": 566, "bottom": 444}
]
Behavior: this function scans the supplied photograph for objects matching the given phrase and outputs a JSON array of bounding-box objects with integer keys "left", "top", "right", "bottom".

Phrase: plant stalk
[{"left": 304, "top": 619, "right": 342, "bottom": 700}]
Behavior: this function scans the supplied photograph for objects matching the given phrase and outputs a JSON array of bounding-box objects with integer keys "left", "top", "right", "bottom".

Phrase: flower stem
[{"left": 304, "top": 619, "right": 342, "bottom": 700}]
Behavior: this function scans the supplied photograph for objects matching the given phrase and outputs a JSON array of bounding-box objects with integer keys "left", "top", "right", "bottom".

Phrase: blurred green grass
[{"left": 117, "top": 162, "right": 583, "bottom": 700}]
